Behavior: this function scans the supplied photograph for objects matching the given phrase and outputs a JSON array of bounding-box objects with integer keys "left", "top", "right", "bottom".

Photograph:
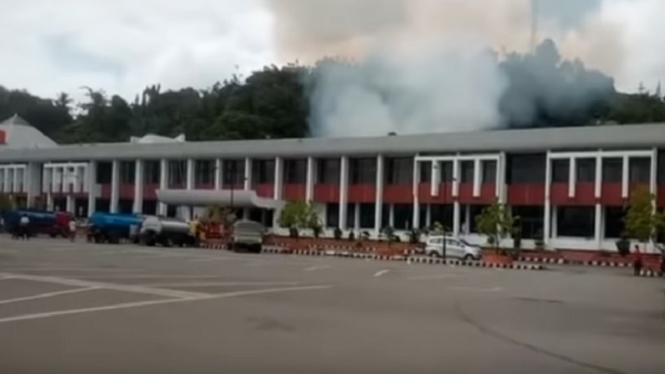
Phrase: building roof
[
  {"left": 0, "top": 115, "right": 58, "bottom": 150},
  {"left": 0, "top": 122, "right": 663, "bottom": 162},
  {"left": 130, "top": 134, "right": 186, "bottom": 144}
]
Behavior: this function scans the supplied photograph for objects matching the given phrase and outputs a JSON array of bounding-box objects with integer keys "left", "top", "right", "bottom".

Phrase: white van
[{"left": 425, "top": 236, "right": 482, "bottom": 261}]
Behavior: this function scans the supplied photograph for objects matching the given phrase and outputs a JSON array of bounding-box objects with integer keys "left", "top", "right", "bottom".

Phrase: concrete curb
[{"left": 638, "top": 269, "right": 663, "bottom": 278}]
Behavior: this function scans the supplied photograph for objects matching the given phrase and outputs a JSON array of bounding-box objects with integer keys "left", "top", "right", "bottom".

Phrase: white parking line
[
  {"left": 0, "top": 287, "right": 98, "bottom": 305},
  {"left": 407, "top": 274, "right": 461, "bottom": 281},
  {"left": 305, "top": 265, "right": 330, "bottom": 272},
  {"left": 448, "top": 286, "right": 503, "bottom": 293},
  {"left": 143, "top": 281, "right": 302, "bottom": 287},
  {"left": 374, "top": 269, "right": 390, "bottom": 278},
  {"left": 0, "top": 284, "right": 332, "bottom": 324},
  {"left": 187, "top": 257, "right": 239, "bottom": 263}
]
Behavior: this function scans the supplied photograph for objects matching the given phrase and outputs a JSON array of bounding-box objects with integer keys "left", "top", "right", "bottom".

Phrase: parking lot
[{"left": 0, "top": 237, "right": 664, "bottom": 374}]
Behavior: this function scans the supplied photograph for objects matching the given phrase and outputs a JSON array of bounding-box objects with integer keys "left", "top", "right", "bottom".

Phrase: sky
[{"left": 1, "top": 0, "right": 664, "bottom": 101}]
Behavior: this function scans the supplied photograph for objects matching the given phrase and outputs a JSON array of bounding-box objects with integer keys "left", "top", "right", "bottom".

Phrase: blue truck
[
  {"left": 2, "top": 209, "right": 71, "bottom": 238},
  {"left": 87, "top": 212, "right": 143, "bottom": 244}
]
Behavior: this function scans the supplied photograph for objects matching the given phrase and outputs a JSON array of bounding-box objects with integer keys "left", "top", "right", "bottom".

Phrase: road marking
[
  {"left": 448, "top": 286, "right": 503, "bottom": 293},
  {"left": 142, "top": 281, "right": 302, "bottom": 287},
  {"left": 187, "top": 257, "right": 239, "bottom": 263},
  {"left": 69, "top": 274, "right": 231, "bottom": 279},
  {"left": 374, "top": 269, "right": 390, "bottom": 278},
  {"left": 407, "top": 274, "right": 460, "bottom": 281},
  {"left": 0, "top": 287, "right": 98, "bottom": 305},
  {"left": 0, "top": 267, "right": 143, "bottom": 272},
  {"left": 304, "top": 265, "right": 330, "bottom": 272},
  {"left": 0, "top": 273, "right": 212, "bottom": 299},
  {"left": 0, "top": 284, "right": 332, "bottom": 324}
]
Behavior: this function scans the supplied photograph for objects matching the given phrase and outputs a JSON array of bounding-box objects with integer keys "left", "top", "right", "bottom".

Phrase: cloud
[{"left": 0, "top": 0, "right": 275, "bottom": 100}]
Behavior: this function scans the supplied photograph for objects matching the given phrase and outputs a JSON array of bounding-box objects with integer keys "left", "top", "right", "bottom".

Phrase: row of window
[{"left": 91, "top": 152, "right": 664, "bottom": 186}]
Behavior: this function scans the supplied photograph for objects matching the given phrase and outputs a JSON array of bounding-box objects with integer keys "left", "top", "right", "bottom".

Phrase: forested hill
[{"left": 2, "top": 61, "right": 665, "bottom": 145}]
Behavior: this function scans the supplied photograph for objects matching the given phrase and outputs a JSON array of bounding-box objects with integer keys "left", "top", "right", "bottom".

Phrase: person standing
[
  {"left": 633, "top": 244, "right": 643, "bottom": 276},
  {"left": 19, "top": 214, "right": 30, "bottom": 240},
  {"left": 68, "top": 219, "right": 77, "bottom": 242}
]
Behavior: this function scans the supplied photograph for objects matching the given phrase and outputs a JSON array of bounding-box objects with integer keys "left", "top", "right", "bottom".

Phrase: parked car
[
  {"left": 424, "top": 235, "right": 482, "bottom": 260},
  {"left": 229, "top": 220, "right": 265, "bottom": 253}
]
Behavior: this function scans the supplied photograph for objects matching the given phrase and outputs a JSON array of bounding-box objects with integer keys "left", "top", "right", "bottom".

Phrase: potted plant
[
  {"left": 409, "top": 229, "right": 421, "bottom": 244},
  {"left": 475, "top": 200, "right": 516, "bottom": 265},
  {"left": 534, "top": 229, "right": 545, "bottom": 251},
  {"left": 333, "top": 227, "right": 343, "bottom": 240}
]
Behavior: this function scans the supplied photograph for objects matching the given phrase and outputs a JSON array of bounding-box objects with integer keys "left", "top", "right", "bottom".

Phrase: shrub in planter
[
  {"left": 475, "top": 200, "right": 516, "bottom": 265},
  {"left": 534, "top": 229, "right": 545, "bottom": 251},
  {"left": 513, "top": 227, "right": 522, "bottom": 250},
  {"left": 381, "top": 226, "right": 395, "bottom": 244},
  {"left": 361, "top": 231, "right": 371, "bottom": 241},
  {"left": 312, "top": 224, "right": 323, "bottom": 239},
  {"left": 288, "top": 227, "right": 299, "bottom": 239},
  {"left": 409, "top": 229, "right": 421, "bottom": 244},
  {"left": 348, "top": 231, "right": 355, "bottom": 241},
  {"left": 334, "top": 227, "right": 343, "bottom": 240}
]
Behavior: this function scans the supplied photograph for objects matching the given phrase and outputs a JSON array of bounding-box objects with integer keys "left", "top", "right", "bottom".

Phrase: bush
[
  {"left": 348, "top": 231, "right": 355, "bottom": 241},
  {"left": 616, "top": 234, "right": 630, "bottom": 257},
  {"left": 409, "top": 229, "right": 421, "bottom": 244},
  {"left": 334, "top": 227, "right": 343, "bottom": 240}
]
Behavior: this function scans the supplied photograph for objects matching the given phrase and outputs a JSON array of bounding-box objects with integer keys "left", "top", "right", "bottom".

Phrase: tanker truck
[
  {"left": 2, "top": 209, "right": 71, "bottom": 238},
  {"left": 87, "top": 212, "right": 143, "bottom": 244},
  {"left": 139, "top": 216, "right": 196, "bottom": 247}
]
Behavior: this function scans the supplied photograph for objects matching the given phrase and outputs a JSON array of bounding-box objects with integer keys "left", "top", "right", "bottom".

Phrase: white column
[
  {"left": 244, "top": 157, "right": 252, "bottom": 191},
  {"left": 594, "top": 153, "right": 602, "bottom": 199},
  {"left": 305, "top": 157, "right": 315, "bottom": 202},
  {"left": 544, "top": 153, "right": 552, "bottom": 244},
  {"left": 472, "top": 158, "right": 481, "bottom": 197},
  {"left": 426, "top": 204, "right": 432, "bottom": 227},
  {"left": 12, "top": 166, "right": 20, "bottom": 193},
  {"left": 214, "top": 159, "right": 223, "bottom": 190},
  {"left": 133, "top": 160, "right": 144, "bottom": 214},
  {"left": 52, "top": 166, "right": 61, "bottom": 193},
  {"left": 274, "top": 157, "right": 283, "bottom": 200},
  {"left": 4, "top": 167, "right": 12, "bottom": 193},
  {"left": 388, "top": 204, "right": 395, "bottom": 227},
  {"left": 650, "top": 149, "right": 658, "bottom": 253},
  {"left": 374, "top": 155, "right": 385, "bottom": 237},
  {"left": 47, "top": 192, "right": 54, "bottom": 211},
  {"left": 452, "top": 157, "right": 460, "bottom": 197},
  {"left": 568, "top": 157, "right": 576, "bottom": 198},
  {"left": 453, "top": 202, "right": 461, "bottom": 237},
  {"left": 158, "top": 159, "right": 168, "bottom": 215},
  {"left": 338, "top": 156, "right": 349, "bottom": 230},
  {"left": 594, "top": 203, "right": 603, "bottom": 248},
  {"left": 42, "top": 166, "right": 51, "bottom": 193},
  {"left": 431, "top": 161, "right": 441, "bottom": 196},
  {"left": 26, "top": 163, "right": 41, "bottom": 207},
  {"left": 621, "top": 155, "right": 629, "bottom": 199},
  {"left": 496, "top": 153, "right": 506, "bottom": 202},
  {"left": 552, "top": 206, "right": 558, "bottom": 238},
  {"left": 87, "top": 161, "right": 97, "bottom": 216},
  {"left": 186, "top": 159, "right": 195, "bottom": 190},
  {"left": 412, "top": 158, "right": 421, "bottom": 229},
  {"left": 110, "top": 160, "right": 120, "bottom": 213},
  {"left": 66, "top": 195, "right": 74, "bottom": 214},
  {"left": 464, "top": 204, "right": 471, "bottom": 235}
]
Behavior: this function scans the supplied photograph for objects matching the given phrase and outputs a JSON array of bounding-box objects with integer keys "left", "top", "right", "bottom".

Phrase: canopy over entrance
[{"left": 155, "top": 189, "right": 283, "bottom": 209}]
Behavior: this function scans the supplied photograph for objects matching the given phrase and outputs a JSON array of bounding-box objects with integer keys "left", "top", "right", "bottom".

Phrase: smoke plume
[{"left": 264, "top": 0, "right": 624, "bottom": 137}]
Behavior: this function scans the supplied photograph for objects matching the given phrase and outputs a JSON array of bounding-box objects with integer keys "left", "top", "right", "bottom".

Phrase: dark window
[
  {"left": 557, "top": 206, "right": 595, "bottom": 238},
  {"left": 349, "top": 158, "right": 376, "bottom": 184},
  {"left": 551, "top": 159, "right": 569, "bottom": 183},
  {"left": 317, "top": 159, "right": 340, "bottom": 184},
  {"left": 168, "top": 160, "right": 187, "bottom": 186},
  {"left": 481, "top": 160, "right": 497, "bottom": 184},
  {"left": 381, "top": 204, "right": 390, "bottom": 229},
  {"left": 576, "top": 158, "right": 596, "bottom": 183},
  {"left": 393, "top": 204, "right": 412, "bottom": 230},
  {"left": 326, "top": 203, "right": 339, "bottom": 228},
  {"left": 385, "top": 157, "right": 413, "bottom": 185},
  {"left": 419, "top": 161, "right": 432, "bottom": 183},
  {"left": 629, "top": 158, "right": 650, "bottom": 183},
  {"left": 120, "top": 161, "right": 135, "bottom": 184},
  {"left": 223, "top": 160, "right": 245, "bottom": 185},
  {"left": 460, "top": 161, "right": 474, "bottom": 183},
  {"left": 440, "top": 162, "right": 453, "bottom": 182},
  {"left": 506, "top": 153, "right": 546, "bottom": 183},
  {"left": 513, "top": 206, "right": 544, "bottom": 239},
  {"left": 346, "top": 204, "right": 355, "bottom": 229},
  {"left": 604, "top": 207, "right": 626, "bottom": 239},
  {"left": 359, "top": 203, "right": 375, "bottom": 229},
  {"left": 252, "top": 159, "right": 275, "bottom": 184},
  {"left": 195, "top": 160, "right": 215, "bottom": 185},
  {"left": 430, "top": 204, "right": 453, "bottom": 230},
  {"left": 284, "top": 159, "right": 306, "bottom": 184},
  {"left": 469, "top": 205, "right": 486, "bottom": 233},
  {"left": 143, "top": 161, "right": 160, "bottom": 184},
  {"left": 96, "top": 162, "right": 112, "bottom": 184},
  {"left": 602, "top": 158, "right": 622, "bottom": 182}
]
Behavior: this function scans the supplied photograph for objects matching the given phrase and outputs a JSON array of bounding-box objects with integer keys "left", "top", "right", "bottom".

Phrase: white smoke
[{"left": 306, "top": 41, "right": 508, "bottom": 137}]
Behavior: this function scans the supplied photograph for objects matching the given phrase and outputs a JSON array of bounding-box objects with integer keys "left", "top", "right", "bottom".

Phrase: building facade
[{"left": 1, "top": 122, "right": 664, "bottom": 252}]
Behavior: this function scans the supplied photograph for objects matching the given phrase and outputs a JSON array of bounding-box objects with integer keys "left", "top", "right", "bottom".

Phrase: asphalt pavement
[{"left": 0, "top": 236, "right": 664, "bottom": 374}]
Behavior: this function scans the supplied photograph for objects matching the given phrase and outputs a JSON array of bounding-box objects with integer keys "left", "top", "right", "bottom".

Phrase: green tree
[
  {"left": 278, "top": 201, "right": 320, "bottom": 237},
  {"left": 475, "top": 200, "right": 516, "bottom": 251},
  {"left": 624, "top": 187, "right": 665, "bottom": 250}
]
